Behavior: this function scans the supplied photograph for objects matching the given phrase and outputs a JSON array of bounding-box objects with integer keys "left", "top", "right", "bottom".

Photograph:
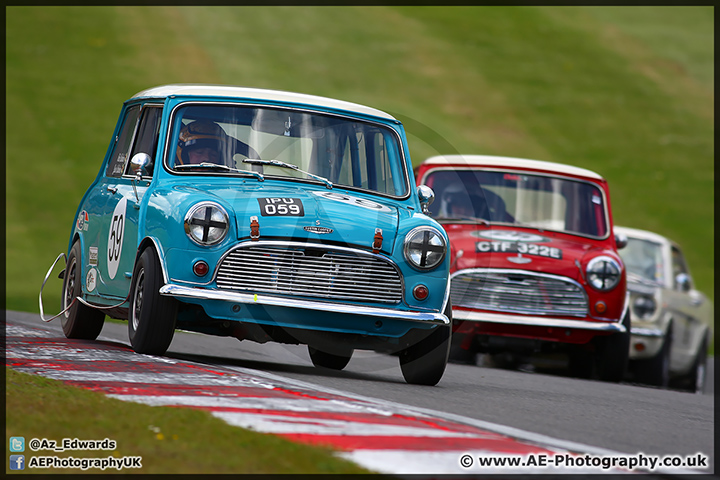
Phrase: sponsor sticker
[
  {"left": 313, "top": 191, "right": 393, "bottom": 213},
  {"left": 86, "top": 268, "right": 97, "bottom": 292},
  {"left": 89, "top": 247, "right": 98, "bottom": 266},
  {"left": 76, "top": 211, "right": 89, "bottom": 231},
  {"left": 474, "top": 230, "right": 548, "bottom": 243}
]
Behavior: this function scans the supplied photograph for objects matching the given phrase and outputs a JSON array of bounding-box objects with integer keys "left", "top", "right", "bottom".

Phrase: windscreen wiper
[
  {"left": 175, "top": 162, "right": 264, "bottom": 181},
  {"left": 435, "top": 215, "right": 490, "bottom": 226},
  {"left": 243, "top": 159, "right": 333, "bottom": 189}
]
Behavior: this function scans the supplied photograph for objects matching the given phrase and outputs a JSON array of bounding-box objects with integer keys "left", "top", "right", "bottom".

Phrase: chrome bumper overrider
[
  {"left": 452, "top": 309, "right": 626, "bottom": 333},
  {"left": 159, "top": 284, "right": 450, "bottom": 325}
]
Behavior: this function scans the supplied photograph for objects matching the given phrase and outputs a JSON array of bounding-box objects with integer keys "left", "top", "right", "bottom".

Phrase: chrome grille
[
  {"left": 451, "top": 269, "right": 588, "bottom": 316},
  {"left": 216, "top": 245, "right": 403, "bottom": 303}
]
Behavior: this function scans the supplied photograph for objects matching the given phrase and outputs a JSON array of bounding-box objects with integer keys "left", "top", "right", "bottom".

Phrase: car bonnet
[
  {"left": 446, "top": 224, "right": 598, "bottom": 280},
  {"left": 179, "top": 182, "right": 400, "bottom": 254}
]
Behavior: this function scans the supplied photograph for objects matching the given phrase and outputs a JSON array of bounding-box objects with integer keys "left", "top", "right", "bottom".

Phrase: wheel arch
[{"left": 134, "top": 237, "right": 170, "bottom": 285}]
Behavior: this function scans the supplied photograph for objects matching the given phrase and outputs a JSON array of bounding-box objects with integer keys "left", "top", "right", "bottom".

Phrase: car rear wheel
[
  {"left": 633, "top": 329, "right": 671, "bottom": 387},
  {"left": 308, "top": 346, "right": 353, "bottom": 370},
  {"left": 61, "top": 240, "right": 105, "bottom": 340},
  {"left": 128, "top": 247, "right": 177, "bottom": 355},
  {"left": 399, "top": 301, "right": 452, "bottom": 386},
  {"left": 595, "top": 310, "right": 631, "bottom": 382}
]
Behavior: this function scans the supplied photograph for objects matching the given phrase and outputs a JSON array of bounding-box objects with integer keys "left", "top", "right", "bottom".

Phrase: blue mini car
[{"left": 58, "top": 84, "right": 451, "bottom": 385}]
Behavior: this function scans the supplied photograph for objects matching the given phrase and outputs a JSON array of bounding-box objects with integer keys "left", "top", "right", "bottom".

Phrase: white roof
[
  {"left": 422, "top": 155, "right": 604, "bottom": 180},
  {"left": 130, "top": 84, "right": 396, "bottom": 120},
  {"left": 614, "top": 226, "right": 672, "bottom": 246}
]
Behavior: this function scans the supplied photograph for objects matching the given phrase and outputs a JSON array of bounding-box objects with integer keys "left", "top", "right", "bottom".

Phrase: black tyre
[
  {"left": 128, "top": 247, "right": 177, "bottom": 355},
  {"left": 596, "top": 310, "right": 631, "bottom": 382},
  {"left": 308, "top": 346, "right": 353, "bottom": 370},
  {"left": 568, "top": 348, "right": 594, "bottom": 379},
  {"left": 633, "top": 329, "right": 671, "bottom": 387},
  {"left": 61, "top": 241, "right": 105, "bottom": 339},
  {"left": 448, "top": 327, "right": 476, "bottom": 365},
  {"left": 678, "top": 332, "right": 708, "bottom": 394},
  {"left": 490, "top": 352, "right": 522, "bottom": 371},
  {"left": 399, "top": 301, "right": 452, "bottom": 386}
]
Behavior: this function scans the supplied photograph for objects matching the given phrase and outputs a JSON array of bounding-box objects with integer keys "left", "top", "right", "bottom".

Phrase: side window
[
  {"left": 125, "top": 106, "right": 163, "bottom": 176},
  {"left": 671, "top": 246, "right": 691, "bottom": 290},
  {"left": 106, "top": 105, "right": 141, "bottom": 178}
]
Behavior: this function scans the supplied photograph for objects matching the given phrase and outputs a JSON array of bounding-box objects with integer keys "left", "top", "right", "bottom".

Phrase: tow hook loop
[
  {"left": 250, "top": 216, "right": 260, "bottom": 241},
  {"left": 372, "top": 228, "right": 383, "bottom": 253}
]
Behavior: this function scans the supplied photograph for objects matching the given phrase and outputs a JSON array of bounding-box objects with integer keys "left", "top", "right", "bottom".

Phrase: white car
[{"left": 615, "top": 226, "right": 712, "bottom": 392}]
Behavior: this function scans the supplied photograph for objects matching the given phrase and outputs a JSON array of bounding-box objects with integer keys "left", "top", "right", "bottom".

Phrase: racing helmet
[
  {"left": 175, "top": 120, "right": 229, "bottom": 165},
  {"left": 439, "top": 182, "right": 471, "bottom": 216}
]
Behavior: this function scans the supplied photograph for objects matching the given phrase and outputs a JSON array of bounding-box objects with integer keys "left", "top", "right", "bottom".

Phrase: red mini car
[{"left": 415, "top": 155, "right": 630, "bottom": 382}]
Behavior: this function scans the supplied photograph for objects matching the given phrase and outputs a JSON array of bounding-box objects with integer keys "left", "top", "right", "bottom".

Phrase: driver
[
  {"left": 439, "top": 182, "right": 485, "bottom": 218},
  {"left": 175, "top": 120, "right": 229, "bottom": 165}
]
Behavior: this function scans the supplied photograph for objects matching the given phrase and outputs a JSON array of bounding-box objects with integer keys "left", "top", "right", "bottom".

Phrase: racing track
[{"left": 5, "top": 310, "right": 715, "bottom": 475}]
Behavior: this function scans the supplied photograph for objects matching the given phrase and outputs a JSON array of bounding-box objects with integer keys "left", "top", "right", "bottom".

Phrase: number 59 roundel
[{"left": 107, "top": 198, "right": 126, "bottom": 280}]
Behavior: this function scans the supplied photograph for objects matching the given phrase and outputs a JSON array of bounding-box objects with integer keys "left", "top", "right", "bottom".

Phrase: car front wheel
[
  {"left": 595, "top": 310, "right": 631, "bottom": 382},
  {"left": 61, "top": 240, "right": 105, "bottom": 339},
  {"left": 399, "top": 301, "right": 452, "bottom": 386},
  {"left": 633, "top": 328, "right": 671, "bottom": 387},
  {"left": 128, "top": 247, "right": 177, "bottom": 355},
  {"left": 308, "top": 346, "right": 353, "bottom": 370}
]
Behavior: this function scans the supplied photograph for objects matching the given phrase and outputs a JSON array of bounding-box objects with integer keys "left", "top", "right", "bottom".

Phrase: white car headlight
[
  {"left": 586, "top": 256, "right": 621, "bottom": 291},
  {"left": 184, "top": 202, "right": 229, "bottom": 246},
  {"left": 404, "top": 227, "right": 446, "bottom": 270},
  {"left": 632, "top": 294, "right": 657, "bottom": 320}
]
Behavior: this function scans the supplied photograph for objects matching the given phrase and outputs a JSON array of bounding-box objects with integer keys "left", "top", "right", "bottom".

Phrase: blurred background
[{"left": 6, "top": 7, "right": 713, "bottom": 340}]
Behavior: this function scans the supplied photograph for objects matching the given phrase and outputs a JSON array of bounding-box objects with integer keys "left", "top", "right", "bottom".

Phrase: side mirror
[
  {"left": 675, "top": 272, "right": 691, "bottom": 292},
  {"left": 129, "top": 153, "right": 153, "bottom": 177},
  {"left": 417, "top": 185, "right": 435, "bottom": 214},
  {"left": 615, "top": 232, "right": 628, "bottom": 249}
]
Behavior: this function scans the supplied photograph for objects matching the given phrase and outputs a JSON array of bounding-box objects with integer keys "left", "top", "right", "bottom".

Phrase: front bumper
[
  {"left": 453, "top": 309, "right": 626, "bottom": 333},
  {"left": 160, "top": 284, "right": 450, "bottom": 325}
]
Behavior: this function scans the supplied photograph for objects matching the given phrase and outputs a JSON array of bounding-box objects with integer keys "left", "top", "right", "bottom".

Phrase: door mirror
[
  {"left": 675, "top": 272, "right": 691, "bottom": 292},
  {"left": 129, "top": 153, "right": 153, "bottom": 177},
  {"left": 417, "top": 185, "right": 435, "bottom": 214},
  {"left": 615, "top": 232, "right": 628, "bottom": 249}
]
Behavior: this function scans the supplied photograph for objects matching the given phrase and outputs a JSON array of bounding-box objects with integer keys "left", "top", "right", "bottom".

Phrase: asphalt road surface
[{"left": 7, "top": 310, "right": 716, "bottom": 473}]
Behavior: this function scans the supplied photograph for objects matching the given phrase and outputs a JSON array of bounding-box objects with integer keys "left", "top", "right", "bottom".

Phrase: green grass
[
  {"left": 6, "top": 7, "right": 713, "bottom": 315},
  {"left": 5, "top": 367, "right": 374, "bottom": 474}
]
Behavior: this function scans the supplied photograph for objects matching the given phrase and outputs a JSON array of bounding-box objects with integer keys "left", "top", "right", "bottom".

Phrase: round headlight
[
  {"left": 184, "top": 202, "right": 229, "bottom": 246},
  {"left": 586, "top": 256, "right": 621, "bottom": 291},
  {"left": 632, "top": 295, "right": 657, "bottom": 320},
  {"left": 404, "top": 227, "right": 446, "bottom": 270}
]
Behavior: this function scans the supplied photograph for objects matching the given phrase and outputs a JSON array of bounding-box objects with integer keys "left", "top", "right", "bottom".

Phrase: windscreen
[
  {"left": 423, "top": 168, "right": 609, "bottom": 238},
  {"left": 620, "top": 237, "right": 664, "bottom": 284},
  {"left": 166, "top": 104, "right": 408, "bottom": 196}
]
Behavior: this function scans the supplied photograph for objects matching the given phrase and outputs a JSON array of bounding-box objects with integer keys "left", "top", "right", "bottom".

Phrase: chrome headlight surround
[
  {"left": 184, "top": 202, "right": 229, "bottom": 246},
  {"left": 586, "top": 255, "right": 622, "bottom": 292},
  {"left": 632, "top": 294, "right": 657, "bottom": 320},
  {"left": 403, "top": 226, "right": 446, "bottom": 271}
]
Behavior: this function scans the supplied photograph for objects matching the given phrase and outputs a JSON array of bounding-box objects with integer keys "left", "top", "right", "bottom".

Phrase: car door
[
  {"left": 666, "top": 244, "right": 707, "bottom": 369},
  {"left": 82, "top": 104, "right": 141, "bottom": 301},
  {"left": 97, "top": 103, "right": 163, "bottom": 299}
]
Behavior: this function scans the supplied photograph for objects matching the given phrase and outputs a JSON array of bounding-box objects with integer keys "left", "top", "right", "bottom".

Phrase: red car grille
[{"left": 451, "top": 269, "right": 588, "bottom": 317}]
